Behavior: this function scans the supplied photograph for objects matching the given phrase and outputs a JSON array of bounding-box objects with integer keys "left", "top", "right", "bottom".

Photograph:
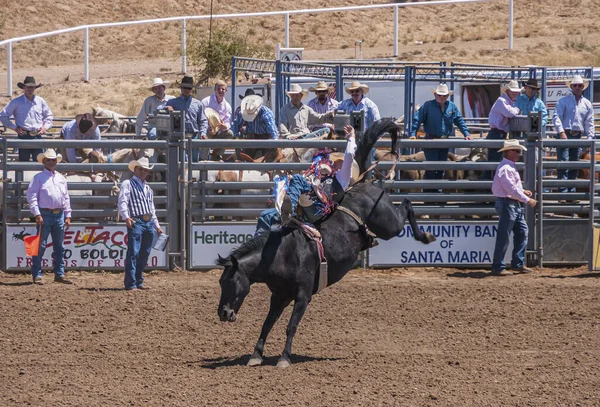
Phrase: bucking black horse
[{"left": 217, "top": 119, "right": 436, "bottom": 368}]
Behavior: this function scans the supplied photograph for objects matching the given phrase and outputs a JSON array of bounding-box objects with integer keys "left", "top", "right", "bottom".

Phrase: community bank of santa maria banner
[
  {"left": 189, "top": 222, "right": 512, "bottom": 268},
  {"left": 5, "top": 225, "right": 168, "bottom": 270}
]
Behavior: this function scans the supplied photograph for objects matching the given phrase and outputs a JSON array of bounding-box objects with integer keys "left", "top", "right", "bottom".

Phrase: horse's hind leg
[
  {"left": 278, "top": 294, "right": 311, "bottom": 368},
  {"left": 399, "top": 198, "right": 436, "bottom": 244},
  {"left": 248, "top": 294, "right": 291, "bottom": 367}
]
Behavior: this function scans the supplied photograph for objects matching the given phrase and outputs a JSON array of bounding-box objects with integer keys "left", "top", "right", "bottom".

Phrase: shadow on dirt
[
  {"left": 539, "top": 272, "right": 600, "bottom": 279},
  {"left": 200, "top": 354, "right": 344, "bottom": 369},
  {"left": 446, "top": 271, "right": 494, "bottom": 279},
  {"left": 0, "top": 281, "right": 34, "bottom": 286}
]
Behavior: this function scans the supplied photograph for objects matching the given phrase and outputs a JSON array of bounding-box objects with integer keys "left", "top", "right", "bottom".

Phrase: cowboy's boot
[{"left": 280, "top": 195, "right": 293, "bottom": 225}]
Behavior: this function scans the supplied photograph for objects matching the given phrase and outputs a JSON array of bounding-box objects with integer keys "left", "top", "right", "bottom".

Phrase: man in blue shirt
[
  {"left": 231, "top": 95, "right": 279, "bottom": 159},
  {"left": 515, "top": 78, "right": 548, "bottom": 135},
  {"left": 411, "top": 83, "right": 470, "bottom": 191},
  {"left": 160, "top": 75, "right": 207, "bottom": 162},
  {"left": 338, "top": 81, "right": 381, "bottom": 130},
  {"left": 60, "top": 113, "right": 102, "bottom": 163}
]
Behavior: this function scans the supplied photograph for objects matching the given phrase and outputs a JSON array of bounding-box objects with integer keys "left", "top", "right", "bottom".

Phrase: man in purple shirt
[
  {"left": 490, "top": 140, "right": 537, "bottom": 276},
  {"left": 307, "top": 81, "right": 339, "bottom": 132},
  {"left": 26, "top": 149, "right": 73, "bottom": 285},
  {"left": 0, "top": 76, "right": 53, "bottom": 162}
]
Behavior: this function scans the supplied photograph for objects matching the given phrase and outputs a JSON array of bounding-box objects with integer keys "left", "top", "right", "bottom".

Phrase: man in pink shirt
[
  {"left": 490, "top": 140, "right": 537, "bottom": 276},
  {"left": 26, "top": 149, "right": 73, "bottom": 285}
]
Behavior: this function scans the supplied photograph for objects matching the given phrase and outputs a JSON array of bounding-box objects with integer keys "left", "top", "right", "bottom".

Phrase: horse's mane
[
  {"left": 216, "top": 231, "right": 271, "bottom": 266},
  {"left": 355, "top": 118, "right": 399, "bottom": 175}
]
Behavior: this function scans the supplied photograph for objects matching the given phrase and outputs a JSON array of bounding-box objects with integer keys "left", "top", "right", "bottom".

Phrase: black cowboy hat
[
  {"left": 17, "top": 76, "right": 43, "bottom": 89},
  {"left": 239, "top": 88, "right": 262, "bottom": 100},
  {"left": 180, "top": 75, "right": 195, "bottom": 89},
  {"left": 522, "top": 78, "right": 541, "bottom": 90}
]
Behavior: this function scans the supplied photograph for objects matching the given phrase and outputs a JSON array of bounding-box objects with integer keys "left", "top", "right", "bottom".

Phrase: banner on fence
[
  {"left": 189, "top": 222, "right": 511, "bottom": 268},
  {"left": 6, "top": 225, "right": 168, "bottom": 270}
]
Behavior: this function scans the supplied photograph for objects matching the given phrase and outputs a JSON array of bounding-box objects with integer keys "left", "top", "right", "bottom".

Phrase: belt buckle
[
  {"left": 51, "top": 208, "right": 61, "bottom": 214},
  {"left": 142, "top": 214, "right": 152, "bottom": 222}
]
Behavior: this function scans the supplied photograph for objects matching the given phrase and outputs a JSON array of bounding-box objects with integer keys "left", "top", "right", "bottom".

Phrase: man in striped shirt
[{"left": 118, "top": 157, "right": 164, "bottom": 290}]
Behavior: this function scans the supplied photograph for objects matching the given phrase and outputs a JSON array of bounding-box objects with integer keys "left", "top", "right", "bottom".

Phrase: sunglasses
[
  {"left": 436, "top": 94, "right": 449, "bottom": 98},
  {"left": 316, "top": 90, "right": 328, "bottom": 94},
  {"left": 572, "top": 84, "right": 584, "bottom": 88},
  {"left": 350, "top": 89, "right": 361, "bottom": 94},
  {"left": 45, "top": 158, "right": 57, "bottom": 162}
]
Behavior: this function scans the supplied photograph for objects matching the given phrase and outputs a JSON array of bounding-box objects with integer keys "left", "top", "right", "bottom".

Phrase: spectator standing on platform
[
  {"left": 307, "top": 81, "right": 339, "bottom": 133},
  {"left": 61, "top": 113, "right": 102, "bottom": 163},
  {"left": 410, "top": 83, "right": 471, "bottom": 191},
  {"left": 135, "top": 78, "right": 174, "bottom": 139},
  {"left": 552, "top": 75, "right": 595, "bottom": 197},
  {"left": 279, "top": 84, "right": 334, "bottom": 140},
  {"left": 0, "top": 76, "right": 53, "bottom": 161},
  {"left": 515, "top": 78, "right": 548, "bottom": 134},
  {"left": 26, "top": 149, "right": 73, "bottom": 285},
  {"left": 338, "top": 80, "right": 380, "bottom": 130},
  {"left": 200, "top": 80, "right": 234, "bottom": 160},
  {"left": 118, "top": 157, "right": 163, "bottom": 290},
  {"left": 490, "top": 140, "right": 537, "bottom": 276}
]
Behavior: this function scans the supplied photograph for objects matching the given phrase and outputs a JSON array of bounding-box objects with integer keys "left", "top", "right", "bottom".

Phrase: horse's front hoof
[
  {"left": 424, "top": 232, "right": 436, "bottom": 243},
  {"left": 276, "top": 359, "right": 291, "bottom": 368},
  {"left": 247, "top": 356, "right": 263, "bottom": 367}
]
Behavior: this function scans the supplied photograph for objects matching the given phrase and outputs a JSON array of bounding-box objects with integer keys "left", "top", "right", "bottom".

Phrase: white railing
[{"left": 1, "top": 0, "right": 505, "bottom": 97}]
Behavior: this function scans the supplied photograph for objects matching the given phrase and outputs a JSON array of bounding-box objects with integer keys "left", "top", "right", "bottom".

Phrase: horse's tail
[{"left": 355, "top": 118, "right": 400, "bottom": 175}]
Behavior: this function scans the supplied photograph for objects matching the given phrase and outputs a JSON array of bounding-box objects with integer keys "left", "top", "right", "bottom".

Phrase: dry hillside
[{"left": 1, "top": 0, "right": 600, "bottom": 116}]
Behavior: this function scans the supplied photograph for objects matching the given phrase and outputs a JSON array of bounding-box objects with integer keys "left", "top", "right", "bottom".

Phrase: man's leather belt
[
  {"left": 565, "top": 129, "right": 582, "bottom": 136},
  {"left": 134, "top": 214, "right": 153, "bottom": 222},
  {"left": 41, "top": 208, "right": 62, "bottom": 214},
  {"left": 490, "top": 128, "right": 507, "bottom": 134}
]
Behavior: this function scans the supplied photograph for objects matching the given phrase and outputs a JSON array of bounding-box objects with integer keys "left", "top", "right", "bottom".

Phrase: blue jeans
[
  {"left": 31, "top": 210, "right": 66, "bottom": 279},
  {"left": 556, "top": 131, "right": 582, "bottom": 193},
  {"left": 255, "top": 174, "right": 312, "bottom": 235},
  {"left": 484, "top": 129, "right": 507, "bottom": 180},
  {"left": 18, "top": 133, "right": 42, "bottom": 162},
  {"left": 423, "top": 147, "right": 449, "bottom": 193},
  {"left": 124, "top": 218, "right": 154, "bottom": 289},
  {"left": 492, "top": 198, "right": 528, "bottom": 272},
  {"left": 302, "top": 128, "right": 330, "bottom": 139},
  {"left": 146, "top": 127, "right": 158, "bottom": 140}
]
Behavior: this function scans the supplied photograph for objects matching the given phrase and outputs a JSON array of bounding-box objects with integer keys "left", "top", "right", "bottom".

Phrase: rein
[
  {"left": 354, "top": 155, "right": 398, "bottom": 184},
  {"left": 335, "top": 205, "right": 378, "bottom": 250}
]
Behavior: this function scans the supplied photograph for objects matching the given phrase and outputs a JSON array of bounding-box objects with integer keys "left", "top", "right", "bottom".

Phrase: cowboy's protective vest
[{"left": 299, "top": 176, "right": 345, "bottom": 224}]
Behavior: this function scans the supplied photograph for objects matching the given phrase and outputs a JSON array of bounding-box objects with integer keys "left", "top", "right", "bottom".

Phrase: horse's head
[{"left": 217, "top": 255, "right": 250, "bottom": 322}]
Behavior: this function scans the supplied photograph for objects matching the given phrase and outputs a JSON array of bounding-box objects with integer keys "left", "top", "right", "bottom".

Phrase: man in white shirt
[
  {"left": 135, "top": 78, "right": 174, "bottom": 139},
  {"left": 200, "top": 80, "right": 233, "bottom": 160}
]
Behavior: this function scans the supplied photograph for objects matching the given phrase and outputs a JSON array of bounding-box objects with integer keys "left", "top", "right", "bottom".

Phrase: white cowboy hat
[
  {"left": 498, "top": 139, "right": 527, "bottom": 152},
  {"left": 344, "top": 80, "right": 369, "bottom": 95},
  {"left": 502, "top": 80, "right": 522, "bottom": 93},
  {"left": 37, "top": 149, "right": 62, "bottom": 164},
  {"left": 309, "top": 81, "right": 334, "bottom": 93},
  {"left": 285, "top": 83, "right": 308, "bottom": 98},
  {"left": 241, "top": 95, "right": 264, "bottom": 122},
  {"left": 150, "top": 77, "right": 169, "bottom": 90},
  {"left": 128, "top": 157, "right": 154, "bottom": 172},
  {"left": 204, "top": 107, "right": 223, "bottom": 130},
  {"left": 431, "top": 83, "right": 453, "bottom": 96},
  {"left": 566, "top": 74, "right": 590, "bottom": 90}
]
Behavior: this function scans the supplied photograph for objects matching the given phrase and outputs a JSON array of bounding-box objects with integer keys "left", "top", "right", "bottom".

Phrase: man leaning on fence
[
  {"left": 136, "top": 78, "right": 174, "bottom": 139},
  {"left": 0, "top": 76, "right": 53, "bottom": 162},
  {"left": 231, "top": 94, "right": 279, "bottom": 159},
  {"left": 26, "top": 150, "right": 73, "bottom": 285},
  {"left": 61, "top": 113, "right": 102, "bottom": 163},
  {"left": 486, "top": 80, "right": 521, "bottom": 165},
  {"left": 279, "top": 84, "right": 334, "bottom": 140},
  {"left": 552, "top": 75, "right": 595, "bottom": 199},
  {"left": 490, "top": 140, "right": 537, "bottom": 276}
]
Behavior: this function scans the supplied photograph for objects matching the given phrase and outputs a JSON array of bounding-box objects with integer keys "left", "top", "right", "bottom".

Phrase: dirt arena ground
[{"left": 1, "top": 266, "right": 600, "bottom": 406}]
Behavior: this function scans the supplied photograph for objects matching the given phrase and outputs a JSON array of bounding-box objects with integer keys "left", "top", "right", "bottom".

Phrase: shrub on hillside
[{"left": 188, "top": 27, "right": 273, "bottom": 85}]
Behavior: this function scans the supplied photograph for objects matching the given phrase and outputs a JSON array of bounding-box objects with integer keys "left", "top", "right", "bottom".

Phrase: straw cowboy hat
[
  {"left": 502, "top": 80, "right": 522, "bottom": 93},
  {"left": 566, "top": 74, "right": 590, "bottom": 90},
  {"left": 498, "top": 139, "right": 527, "bottom": 152},
  {"left": 431, "top": 83, "right": 453, "bottom": 96},
  {"left": 17, "top": 76, "right": 43, "bottom": 89},
  {"left": 241, "top": 95, "right": 264, "bottom": 122},
  {"left": 75, "top": 113, "right": 98, "bottom": 134},
  {"left": 522, "top": 78, "right": 541, "bottom": 90},
  {"left": 128, "top": 157, "right": 154, "bottom": 172},
  {"left": 344, "top": 80, "right": 369, "bottom": 95},
  {"left": 204, "top": 107, "right": 223, "bottom": 130},
  {"left": 150, "top": 77, "right": 170, "bottom": 90},
  {"left": 285, "top": 84, "right": 308, "bottom": 98},
  {"left": 239, "top": 88, "right": 262, "bottom": 100},
  {"left": 309, "top": 81, "right": 334, "bottom": 93},
  {"left": 37, "top": 149, "right": 62, "bottom": 164}
]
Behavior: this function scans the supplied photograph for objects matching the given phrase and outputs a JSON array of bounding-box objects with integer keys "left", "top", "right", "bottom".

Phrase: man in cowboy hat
[
  {"left": 485, "top": 80, "right": 521, "bottom": 176},
  {"left": 255, "top": 125, "right": 357, "bottom": 235},
  {"left": 0, "top": 76, "right": 53, "bottom": 161},
  {"left": 159, "top": 75, "right": 207, "bottom": 161},
  {"left": 60, "top": 113, "right": 102, "bottom": 163},
  {"left": 411, "top": 83, "right": 471, "bottom": 191},
  {"left": 135, "top": 77, "right": 174, "bottom": 138},
  {"left": 232, "top": 88, "right": 263, "bottom": 126},
  {"left": 279, "top": 84, "right": 334, "bottom": 140},
  {"left": 338, "top": 80, "right": 380, "bottom": 130},
  {"left": 552, "top": 75, "right": 594, "bottom": 199},
  {"left": 490, "top": 139, "right": 537, "bottom": 276},
  {"left": 307, "top": 81, "right": 339, "bottom": 133},
  {"left": 515, "top": 78, "right": 548, "bottom": 132},
  {"left": 26, "top": 149, "right": 73, "bottom": 285},
  {"left": 200, "top": 79, "right": 233, "bottom": 160},
  {"left": 231, "top": 94, "right": 279, "bottom": 159},
  {"left": 117, "top": 157, "right": 164, "bottom": 290}
]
